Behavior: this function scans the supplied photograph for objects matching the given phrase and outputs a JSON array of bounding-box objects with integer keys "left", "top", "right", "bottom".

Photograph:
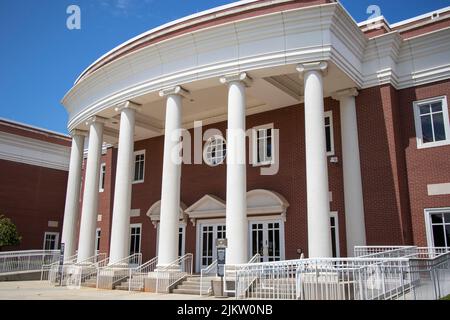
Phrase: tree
[{"left": 0, "top": 215, "right": 21, "bottom": 251}]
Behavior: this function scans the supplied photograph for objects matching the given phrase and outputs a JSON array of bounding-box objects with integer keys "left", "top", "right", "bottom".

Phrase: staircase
[
  {"left": 172, "top": 275, "right": 212, "bottom": 295},
  {"left": 82, "top": 275, "right": 98, "bottom": 288},
  {"left": 115, "top": 274, "right": 144, "bottom": 291}
]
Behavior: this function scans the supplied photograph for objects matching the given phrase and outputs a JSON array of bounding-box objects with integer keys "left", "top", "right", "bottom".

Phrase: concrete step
[
  {"left": 177, "top": 284, "right": 210, "bottom": 290},
  {"left": 172, "top": 288, "right": 201, "bottom": 295}
]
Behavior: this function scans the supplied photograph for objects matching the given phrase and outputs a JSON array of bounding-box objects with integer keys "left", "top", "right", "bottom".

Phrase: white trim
[
  {"left": 251, "top": 123, "right": 275, "bottom": 167},
  {"left": 413, "top": 96, "right": 450, "bottom": 149},
  {"left": 0, "top": 131, "right": 70, "bottom": 171},
  {"left": 427, "top": 183, "right": 450, "bottom": 196},
  {"left": 43, "top": 232, "right": 59, "bottom": 250},
  {"left": 129, "top": 223, "right": 142, "bottom": 255},
  {"left": 390, "top": 6, "right": 450, "bottom": 28},
  {"left": 99, "top": 163, "right": 106, "bottom": 192},
  {"left": 330, "top": 211, "right": 340, "bottom": 258},
  {"left": 324, "top": 111, "right": 335, "bottom": 156},
  {"left": 132, "top": 149, "right": 145, "bottom": 184},
  {"left": 424, "top": 207, "right": 450, "bottom": 248}
]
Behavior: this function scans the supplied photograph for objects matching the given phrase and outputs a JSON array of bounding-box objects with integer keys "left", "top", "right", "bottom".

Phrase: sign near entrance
[
  {"left": 216, "top": 239, "right": 227, "bottom": 277},
  {"left": 59, "top": 243, "right": 65, "bottom": 286}
]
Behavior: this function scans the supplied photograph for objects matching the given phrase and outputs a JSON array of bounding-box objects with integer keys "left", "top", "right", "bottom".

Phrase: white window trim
[
  {"left": 95, "top": 228, "right": 101, "bottom": 253},
  {"left": 99, "top": 163, "right": 106, "bottom": 192},
  {"left": 424, "top": 207, "right": 450, "bottom": 248},
  {"left": 247, "top": 218, "right": 286, "bottom": 262},
  {"left": 413, "top": 96, "right": 450, "bottom": 149},
  {"left": 43, "top": 232, "right": 59, "bottom": 250},
  {"left": 330, "top": 211, "right": 340, "bottom": 257},
  {"left": 325, "top": 111, "right": 335, "bottom": 156},
  {"left": 203, "top": 135, "right": 227, "bottom": 167},
  {"left": 129, "top": 223, "right": 142, "bottom": 254},
  {"left": 132, "top": 150, "right": 145, "bottom": 184},
  {"left": 251, "top": 123, "right": 275, "bottom": 167}
]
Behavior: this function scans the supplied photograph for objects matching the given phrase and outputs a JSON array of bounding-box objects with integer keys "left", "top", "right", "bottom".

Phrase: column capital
[
  {"left": 159, "top": 85, "right": 190, "bottom": 98},
  {"left": 85, "top": 115, "right": 108, "bottom": 126},
  {"left": 331, "top": 88, "right": 359, "bottom": 101},
  {"left": 296, "top": 61, "right": 328, "bottom": 77},
  {"left": 69, "top": 129, "right": 88, "bottom": 137},
  {"left": 115, "top": 101, "right": 141, "bottom": 113},
  {"left": 220, "top": 72, "right": 253, "bottom": 87}
]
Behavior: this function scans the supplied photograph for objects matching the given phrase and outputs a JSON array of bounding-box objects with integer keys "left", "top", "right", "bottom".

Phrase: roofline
[
  {"left": 356, "top": 6, "right": 450, "bottom": 29},
  {"left": 73, "top": 0, "right": 263, "bottom": 85},
  {"left": 0, "top": 117, "right": 71, "bottom": 140}
]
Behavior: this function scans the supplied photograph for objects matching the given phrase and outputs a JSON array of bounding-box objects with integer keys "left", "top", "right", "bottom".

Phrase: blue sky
[{"left": 0, "top": 0, "right": 448, "bottom": 134}]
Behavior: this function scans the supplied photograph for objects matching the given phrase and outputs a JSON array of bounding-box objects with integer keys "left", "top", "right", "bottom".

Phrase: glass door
[
  {"left": 199, "top": 223, "right": 226, "bottom": 269},
  {"left": 250, "top": 221, "right": 282, "bottom": 262}
]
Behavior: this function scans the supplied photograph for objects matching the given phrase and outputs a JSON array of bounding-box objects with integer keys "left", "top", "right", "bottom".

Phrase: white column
[
  {"left": 157, "top": 86, "right": 188, "bottom": 267},
  {"left": 297, "top": 62, "right": 332, "bottom": 258},
  {"left": 109, "top": 102, "right": 138, "bottom": 264},
  {"left": 61, "top": 130, "right": 86, "bottom": 260},
  {"left": 333, "top": 88, "right": 366, "bottom": 256},
  {"left": 220, "top": 73, "right": 252, "bottom": 265},
  {"left": 77, "top": 117, "right": 105, "bottom": 263}
]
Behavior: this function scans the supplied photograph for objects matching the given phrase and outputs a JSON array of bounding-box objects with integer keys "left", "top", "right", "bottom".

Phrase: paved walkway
[{"left": 0, "top": 281, "right": 220, "bottom": 300}]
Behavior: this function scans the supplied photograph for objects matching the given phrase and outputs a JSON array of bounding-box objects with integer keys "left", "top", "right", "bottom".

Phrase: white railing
[
  {"left": 41, "top": 253, "right": 78, "bottom": 281},
  {"left": 0, "top": 250, "right": 60, "bottom": 275},
  {"left": 354, "top": 246, "right": 417, "bottom": 258},
  {"left": 200, "top": 260, "right": 217, "bottom": 296},
  {"left": 44, "top": 252, "right": 107, "bottom": 285},
  {"left": 78, "top": 256, "right": 110, "bottom": 288},
  {"left": 128, "top": 256, "right": 158, "bottom": 292},
  {"left": 155, "top": 253, "right": 193, "bottom": 293},
  {"left": 233, "top": 248, "right": 450, "bottom": 300},
  {"left": 96, "top": 253, "right": 142, "bottom": 289},
  {"left": 223, "top": 254, "right": 261, "bottom": 295}
]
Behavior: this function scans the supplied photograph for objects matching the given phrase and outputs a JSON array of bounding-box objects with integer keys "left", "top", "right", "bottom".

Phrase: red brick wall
[
  {"left": 0, "top": 159, "right": 68, "bottom": 251},
  {"left": 398, "top": 80, "right": 450, "bottom": 246}
]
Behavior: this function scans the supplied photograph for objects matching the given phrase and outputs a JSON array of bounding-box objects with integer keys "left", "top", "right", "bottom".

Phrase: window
[
  {"left": 253, "top": 124, "right": 274, "bottom": 166},
  {"left": 324, "top": 111, "right": 335, "bottom": 156},
  {"left": 95, "top": 228, "right": 101, "bottom": 253},
  {"left": 425, "top": 208, "right": 450, "bottom": 248},
  {"left": 133, "top": 150, "right": 145, "bottom": 183},
  {"left": 99, "top": 163, "right": 106, "bottom": 192},
  {"left": 203, "top": 135, "right": 227, "bottom": 166},
  {"left": 413, "top": 96, "right": 450, "bottom": 148},
  {"left": 43, "top": 232, "right": 59, "bottom": 250},
  {"left": 129, "top": 224, "right": 142, "bottom": 255},
  {"left": 330, "top": 212, "right": 340, "bottom": 257}
]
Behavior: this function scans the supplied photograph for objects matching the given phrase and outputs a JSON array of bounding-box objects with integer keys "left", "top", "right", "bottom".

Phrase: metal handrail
[
  {"left": 223, "top": 253, "right": 261, "bottom": 295},
  {"left": 128, "top": 256, "right": 158, "bottom": 291},
  {"left": 0, "top": 250, "right": 60, "bottom": 275},
  {"left": 155, "top": 253, "right": 193, "bottom": 293},
  {"left": 40, "top": 253, "right": 78, "bottom": 281},
  {"left": 96, "top": 253, "right": 142, "bottom": 289},
  {"left": 200, "top": 260, "right": 217, "bottom": 296}
]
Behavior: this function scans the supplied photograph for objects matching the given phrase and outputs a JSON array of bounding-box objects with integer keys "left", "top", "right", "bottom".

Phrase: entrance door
[
  {"left": 250, "top": 221, "right": 282, "bottom": 262},
  {"left": 199, "top": 223, "right": 226, "bottom": 269}
]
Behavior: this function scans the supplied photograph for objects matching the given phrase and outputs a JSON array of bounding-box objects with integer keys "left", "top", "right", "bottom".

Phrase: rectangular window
[
  {"left": 129, "top": 224, "right": 142, "bottom": 255},
  {"left": 413, "top": 96, "right": 450, "bottom": 149},
  {"left": 133, "top": 150, "right": 145, "bottom": 183},
  {"left": 253, "top": 124, "right": 274, "bottom": 166},
  {"left": 99, "top": 163, "right": 106, "bottom": 192},
  {"left": 43, "top": 232, "right": 59, "bottom": 250},
  {"left": 324, "top": 111, "right": 335, "bottom": 156},
  {"left": 330, "top": 212, "right": 340, "bottom": 257},
  {"left": 95, "top": 228, "right": 101, "bottom": 253},
  {"left": 426, "top": 209, "right": 450, "bottom": 248}
]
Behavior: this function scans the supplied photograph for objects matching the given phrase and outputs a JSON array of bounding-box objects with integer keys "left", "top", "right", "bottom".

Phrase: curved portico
[{"left": 60, "top": 0, "right": 423, "bottom": 266}]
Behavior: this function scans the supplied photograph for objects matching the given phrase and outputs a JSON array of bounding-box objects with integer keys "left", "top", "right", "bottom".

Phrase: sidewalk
[{"left": 0, "top": 281, "right": 221, "bottom": 300}]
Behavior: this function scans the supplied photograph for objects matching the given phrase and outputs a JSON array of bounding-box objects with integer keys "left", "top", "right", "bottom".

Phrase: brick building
[
  {"left": 59, "top": 0, "right": 450, "bottom": 272},
  {"left": 0, "top": 119, "right": 71, "bottom": 251}
]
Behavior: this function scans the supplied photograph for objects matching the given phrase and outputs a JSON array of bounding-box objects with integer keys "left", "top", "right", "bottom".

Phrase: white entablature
[{"left": 185, "top": 189, "right": 290, "bottom": 225}]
